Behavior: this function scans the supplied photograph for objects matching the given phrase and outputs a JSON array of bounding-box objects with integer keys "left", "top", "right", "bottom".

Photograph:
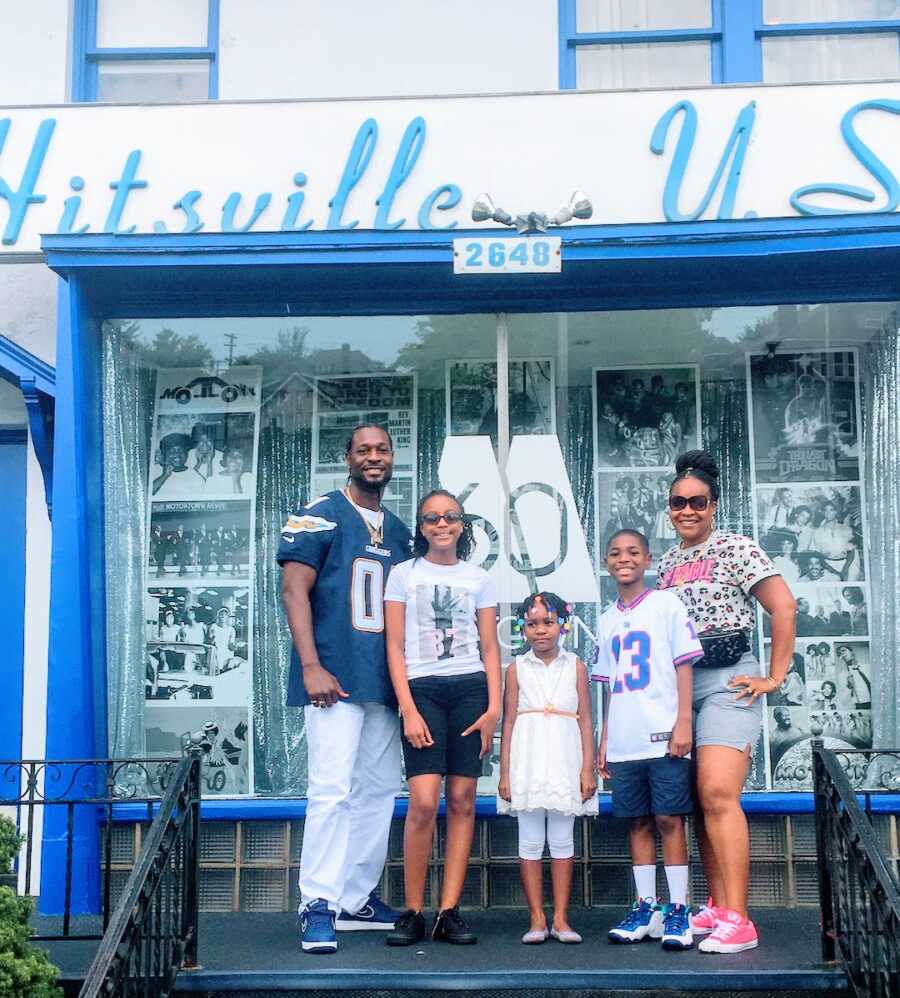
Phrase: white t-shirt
[
  {"left": 384, "top": 557, "right": 497, "bottom": 680},
  {"left": 591, "top": 588, "right": 703, "bottom": 762}
]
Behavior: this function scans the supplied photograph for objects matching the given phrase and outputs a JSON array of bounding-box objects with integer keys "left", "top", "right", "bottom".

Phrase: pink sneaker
[
  {"left": 690, "top": 899, "right": 723, "bottom": 936},
  {"left": 698, "top": 909, "right": 759, "bottom": 953}
]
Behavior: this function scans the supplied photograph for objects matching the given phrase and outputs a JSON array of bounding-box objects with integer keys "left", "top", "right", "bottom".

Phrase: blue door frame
[
  {"left": 0, "top": 427, "right": 27, "bottom": 767},
  {"left": 40, "top": 214, "right": 900, "bottom": 912}
]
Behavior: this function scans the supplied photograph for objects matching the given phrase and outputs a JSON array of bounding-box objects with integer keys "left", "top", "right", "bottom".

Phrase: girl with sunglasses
[
  {"left": 656, "top": 450, "right": 797, "bottom": 954},
  {"left": 383, "top": 490, "right": 501, "bottom": 947}
]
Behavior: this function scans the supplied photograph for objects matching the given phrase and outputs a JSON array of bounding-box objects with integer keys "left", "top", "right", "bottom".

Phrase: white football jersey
[{"left": 592, "top": 588, "right": 703, "bottom": 762}]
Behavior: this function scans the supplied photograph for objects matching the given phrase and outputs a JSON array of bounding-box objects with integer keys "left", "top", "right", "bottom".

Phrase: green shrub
[
  {"left": 0, "top": 816, "right": 23, "bottom": 874},
  {"left": 0, "top": 887, "right": 62, "bottom": 998}
]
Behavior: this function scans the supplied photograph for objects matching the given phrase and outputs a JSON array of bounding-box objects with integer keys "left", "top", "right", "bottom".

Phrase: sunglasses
[
  {"left": 420, "top": 510, "right": 464, "bottom": 526},
  {"left": 668, "top": 494, "right": 713, "bottom": 512}
]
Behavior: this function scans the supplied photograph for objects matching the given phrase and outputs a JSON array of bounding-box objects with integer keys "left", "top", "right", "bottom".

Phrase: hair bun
[{"left": 675, "top": 449, "right": 719, "bottom": 479}]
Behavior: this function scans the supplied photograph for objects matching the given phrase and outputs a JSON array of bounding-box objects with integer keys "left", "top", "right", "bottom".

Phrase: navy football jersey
[{"left": 277, "top": 490, "right": 412, "bottom": 706}]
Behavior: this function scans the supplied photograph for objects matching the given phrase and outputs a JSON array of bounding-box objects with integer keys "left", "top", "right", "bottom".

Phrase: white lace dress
[{"left": 497, "top": 649, "right": 598, "bottom": 816}]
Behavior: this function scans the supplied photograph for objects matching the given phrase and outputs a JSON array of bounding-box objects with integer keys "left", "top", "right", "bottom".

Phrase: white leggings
[{"left": 516, "top": 808, "right": 575, "bottom": 860}]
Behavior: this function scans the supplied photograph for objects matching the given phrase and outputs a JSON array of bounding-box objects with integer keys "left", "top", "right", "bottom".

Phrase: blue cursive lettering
[
  {"left": 57, "top": 175, "right": 89, "bottom": 235},
  {"left": 327, "top": 118, "right": 377, "bottom": 230},
  {"left": 222, "top": 191, "right": 272, "bottom": 232},
  {"left": 375, "top": 116, "right": 425, "bottom": 230},
  {"left": 650, "top": 100, "right": 755, "bottom": 222},
  {"left": 790, "top": 99, "right": 900, "bottom": 216},
  {"left": 0, "top": 117, "right": 55, "bottom": 245},
  {"left": 172, "top": 190, "right": 204, "bottom": 233},
  {"left": 104, "top": 150, "right": 148, "bottom": 234},
  {"left": 281, "top": 171, "right": 313, "bottom": 231},
  {"left": 418, "top": 183, "right": 461, "bottom": 230}
]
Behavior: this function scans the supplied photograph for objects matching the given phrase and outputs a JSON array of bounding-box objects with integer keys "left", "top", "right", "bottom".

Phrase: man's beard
[{"left": 351, "top": 466, "right": 393, "bottom": 493}]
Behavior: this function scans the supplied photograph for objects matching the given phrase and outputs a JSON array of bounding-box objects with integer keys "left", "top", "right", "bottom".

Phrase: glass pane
[
  {"left": 97, "top": 0, "right": 209, "bottom": 48},
  {"left": 507, "top": 301, "right": 897, "bottom": 792},
  {"left": 102, "top": 312, "right": 501, "bottom": 797},
  {"left": 764, "top": 0, "right": 900, "bottom": 23},
  {"left": 763, "top": 32, "right": 900, "bottom": 81},
  {"left": 576, "top": 0, "right": 711, "bottom": 31},
  {"left": 97, "top": 60, "right": 210, "bottom": 102},
  {"left": 576, "top": 41, "right": 711, "bottom": 89}
]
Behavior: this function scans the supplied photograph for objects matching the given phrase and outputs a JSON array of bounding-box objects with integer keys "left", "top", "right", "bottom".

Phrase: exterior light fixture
[{"left": 472, "top": 191, "right": 593, "bottom": 234}]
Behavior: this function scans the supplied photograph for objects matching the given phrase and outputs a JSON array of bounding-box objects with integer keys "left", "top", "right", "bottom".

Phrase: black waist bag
[{"left": 697, "top": 630, "right": 751, "bottom": 669}]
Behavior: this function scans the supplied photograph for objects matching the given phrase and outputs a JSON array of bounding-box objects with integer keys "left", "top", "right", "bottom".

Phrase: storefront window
[
  {"left": 102, "top": 301, "right": 899, "bottom": 798},
  {"left": 96, "top": 61, "right": 211, "bottom": 102},
  {"left": 576, "top": 0, "right": 712, "bottom": 32},
  {"left": 763, "top": 0, "right": 900, "bottom": 22}
]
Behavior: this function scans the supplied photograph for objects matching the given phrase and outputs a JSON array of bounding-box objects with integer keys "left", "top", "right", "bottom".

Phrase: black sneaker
[
  {"left": 432, "top": 907, "right": 477, "bottom": 945},
  {"left": 386, "top": 909, "right": 426, "bottom": 947}
]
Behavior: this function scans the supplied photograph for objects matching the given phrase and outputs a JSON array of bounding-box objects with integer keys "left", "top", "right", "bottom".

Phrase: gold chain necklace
[{"left": 343, "top": 487, "right": 384, "bottom": 546}]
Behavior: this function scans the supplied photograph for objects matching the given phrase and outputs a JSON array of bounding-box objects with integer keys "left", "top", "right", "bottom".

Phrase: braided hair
[
  {"left": 511, "top": 591, "right": 573, "bottom": 651},
  {"left": 670, "top": 449, "right": 720, "bottom": 501}
]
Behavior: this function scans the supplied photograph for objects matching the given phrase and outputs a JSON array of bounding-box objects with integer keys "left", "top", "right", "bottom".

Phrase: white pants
[
  {"left": 517, "top": 808, "right": 575, "bottom": 860},
  {"left": 299, "top": 701, "right": 401, "bottom": 914}
]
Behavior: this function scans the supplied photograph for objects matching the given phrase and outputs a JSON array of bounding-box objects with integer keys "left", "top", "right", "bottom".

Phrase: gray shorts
[{"left": 693, "top": 652, "right": 763, "bottom": 752}]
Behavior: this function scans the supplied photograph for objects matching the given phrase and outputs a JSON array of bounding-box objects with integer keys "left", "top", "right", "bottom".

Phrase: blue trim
[
  {"left": 0, "top": 431, "right": 26, "bottom": 768},
  {"left": 72, "top": 0, "right": 219, "bottom": 102},
  {"left": 108, "top": 791, "right": 900, "bottom": 822},
  {"left": 758, "top": 19, "right": 900, "bottom": 37},
  {"left": 568, "top": 28, "right": 719, "bottom": 45},
  {"left": 40, "top": 277, "right": 106, "bottom": 915},
  {"left": 0, "top": 334, "right": 56, "bottom": 518},
  {"left": 721, "top": 0, "right": 761, "bottom": 83},
  {"left": 557, "top": 0, "right": 576, "bottom": 89}
]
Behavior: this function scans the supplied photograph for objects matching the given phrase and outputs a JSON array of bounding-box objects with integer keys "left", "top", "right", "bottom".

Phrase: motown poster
[
  {"left": 446, "top": 358, "right": 556, "bottom": 444},
  {"left": 143, "top": 365, "right": 261, "bottom": 796},
  {"left": 747, "top": 350, "right": 860, "bottom": 484},
  {"left": 748, "top": 348, "right": 872, "bottom": 790},
  {"left": 311, "top": 373, "right": 417, "bottom": 524}
]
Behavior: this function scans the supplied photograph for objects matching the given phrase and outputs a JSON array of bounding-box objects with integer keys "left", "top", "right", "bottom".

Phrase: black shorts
[
  {"left": 402, "top": 672, "right": 488, "bottom": 779},
  {"left": 607, "top": 756, "right": 693, "bottom": 818}
]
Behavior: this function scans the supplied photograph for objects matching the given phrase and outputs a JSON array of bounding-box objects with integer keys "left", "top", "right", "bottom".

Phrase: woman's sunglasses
[
  {"left": 420, "top": 510, "right": 464, "bottom": 526},
  {"left": 668, "top": 494, "right": 713, "bottom": 512}
]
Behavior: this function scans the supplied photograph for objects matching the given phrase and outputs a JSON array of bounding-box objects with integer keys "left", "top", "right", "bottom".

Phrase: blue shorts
[{"left": 607, "top": 756, "right": 693, "bottom": 818}]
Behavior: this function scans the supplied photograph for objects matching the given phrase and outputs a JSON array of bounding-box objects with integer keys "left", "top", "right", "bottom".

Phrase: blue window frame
[
  {"left": 72, "top": 0, "right": 220, "bottom": 102},
  {"left": 559, "top": 0, "right": 900, "bottom": 89}
]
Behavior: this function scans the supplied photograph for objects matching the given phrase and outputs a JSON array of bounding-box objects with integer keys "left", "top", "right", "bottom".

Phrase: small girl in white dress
[{"left": 498, "top": 593, "right": 598, "bottom": 945}]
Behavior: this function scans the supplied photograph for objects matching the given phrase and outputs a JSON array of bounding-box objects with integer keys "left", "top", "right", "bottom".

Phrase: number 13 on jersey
[{"left": 611, "top": 630, "right": 652, "bottom": 693}]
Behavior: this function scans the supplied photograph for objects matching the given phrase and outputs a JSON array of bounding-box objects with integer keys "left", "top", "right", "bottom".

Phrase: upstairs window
[
  {"left": 760, "top": 0, "right": 900, "bottom": 82},
  {"left": 73, "top": 0, "right": 219, "bottom": 102}
]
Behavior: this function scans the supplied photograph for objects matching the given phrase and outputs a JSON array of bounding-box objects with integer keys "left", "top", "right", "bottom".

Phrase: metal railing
[
  {"left": 813, "top": 741, "right": 900, "bottom": 998},
  {"left": 0, "top": 757, "right": 179, "bottom": 940},
  {"left": 79, "top": 752, "right": 202, "bottom": 998}
]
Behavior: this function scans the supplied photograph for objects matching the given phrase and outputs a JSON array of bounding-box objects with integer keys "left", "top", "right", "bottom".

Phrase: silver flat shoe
[
  {"left": 521, "top": 927, "right": 549, "bottom": 944},
  {"left": 550, "top": 927, "right": 582, "bottom": 944}
]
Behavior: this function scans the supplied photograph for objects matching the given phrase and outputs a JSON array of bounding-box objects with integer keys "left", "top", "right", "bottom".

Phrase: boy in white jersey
[{"left": 593, "top": 529, "right": 703, "bottom": 950}]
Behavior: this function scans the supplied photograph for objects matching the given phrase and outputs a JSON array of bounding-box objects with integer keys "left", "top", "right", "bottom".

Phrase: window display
[{"left": 103, "top": 302, "right": 900, "bottom": 796}]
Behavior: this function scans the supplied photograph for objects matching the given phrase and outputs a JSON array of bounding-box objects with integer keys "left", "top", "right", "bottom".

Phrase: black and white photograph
[
  {"left": 768, "top": 705, "right": 812, "bottom": 774},
  {"left": 756, "top": 484, "right": 864, "bottom": 582},
  {"left": 748, "top": 350, "right": 860, "bottom": 483},
  {"left": 763, "top": 646, "right": 807, "bottom": 707},
  {"left": 446, "top": 359, "right": 555, "bottom": 441},
  {"left": 145, "top": 705, "right": 250, "bottom": 795},
  {"left": 144, "top": 585, "right": 250, "bottom": 705},
  {"left": 148, "top": 500, "right": 252, "bottom": 580},
  {"left": 151, "top": 411, "right": 257, "bottom": 499},
  {"left": 312, "top": 373, "right": 416, "bottom": 471},
  {"left": 767, "top": 583, "right": 868, "bottom": 638},
  {"left": 596, "top": 471, "right": 677, "bottom": 559},
  {"left": 593, "top": 365, "right": 699, "bottom": 469}
]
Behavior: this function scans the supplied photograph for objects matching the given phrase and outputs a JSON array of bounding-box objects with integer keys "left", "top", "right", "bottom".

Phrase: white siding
[{"left": 0, "top": 1, "right": 69, "bottom": 105}]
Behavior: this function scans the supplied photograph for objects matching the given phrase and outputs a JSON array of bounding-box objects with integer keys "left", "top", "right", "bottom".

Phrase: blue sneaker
[
  {"left": 336, "top": 891, "right": 398, "bottom": 931},
  {"left": 661, "top": 903, "right": 694, "bottom": 950},
  {"left": 608, "top": 899, "right": 664, "bottom": 943},
  {"left": 299, "top": 898, "right": 337, "bottom": 953}
]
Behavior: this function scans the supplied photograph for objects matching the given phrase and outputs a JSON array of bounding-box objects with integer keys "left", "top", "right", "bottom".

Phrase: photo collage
[
  {"left": 748, "top": 350, "right": 872, "bottom": 790},
  {"left": 143, "top": 366, "right": 262, "bottom": 796},
  {"left": 312, "top": 373, "right": 417, "bottom": 524}
]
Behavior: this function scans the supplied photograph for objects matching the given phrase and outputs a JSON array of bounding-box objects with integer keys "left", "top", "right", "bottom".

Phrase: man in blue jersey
[{"left": 279, "top": 424, "right": 412, "bottom": 954}]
